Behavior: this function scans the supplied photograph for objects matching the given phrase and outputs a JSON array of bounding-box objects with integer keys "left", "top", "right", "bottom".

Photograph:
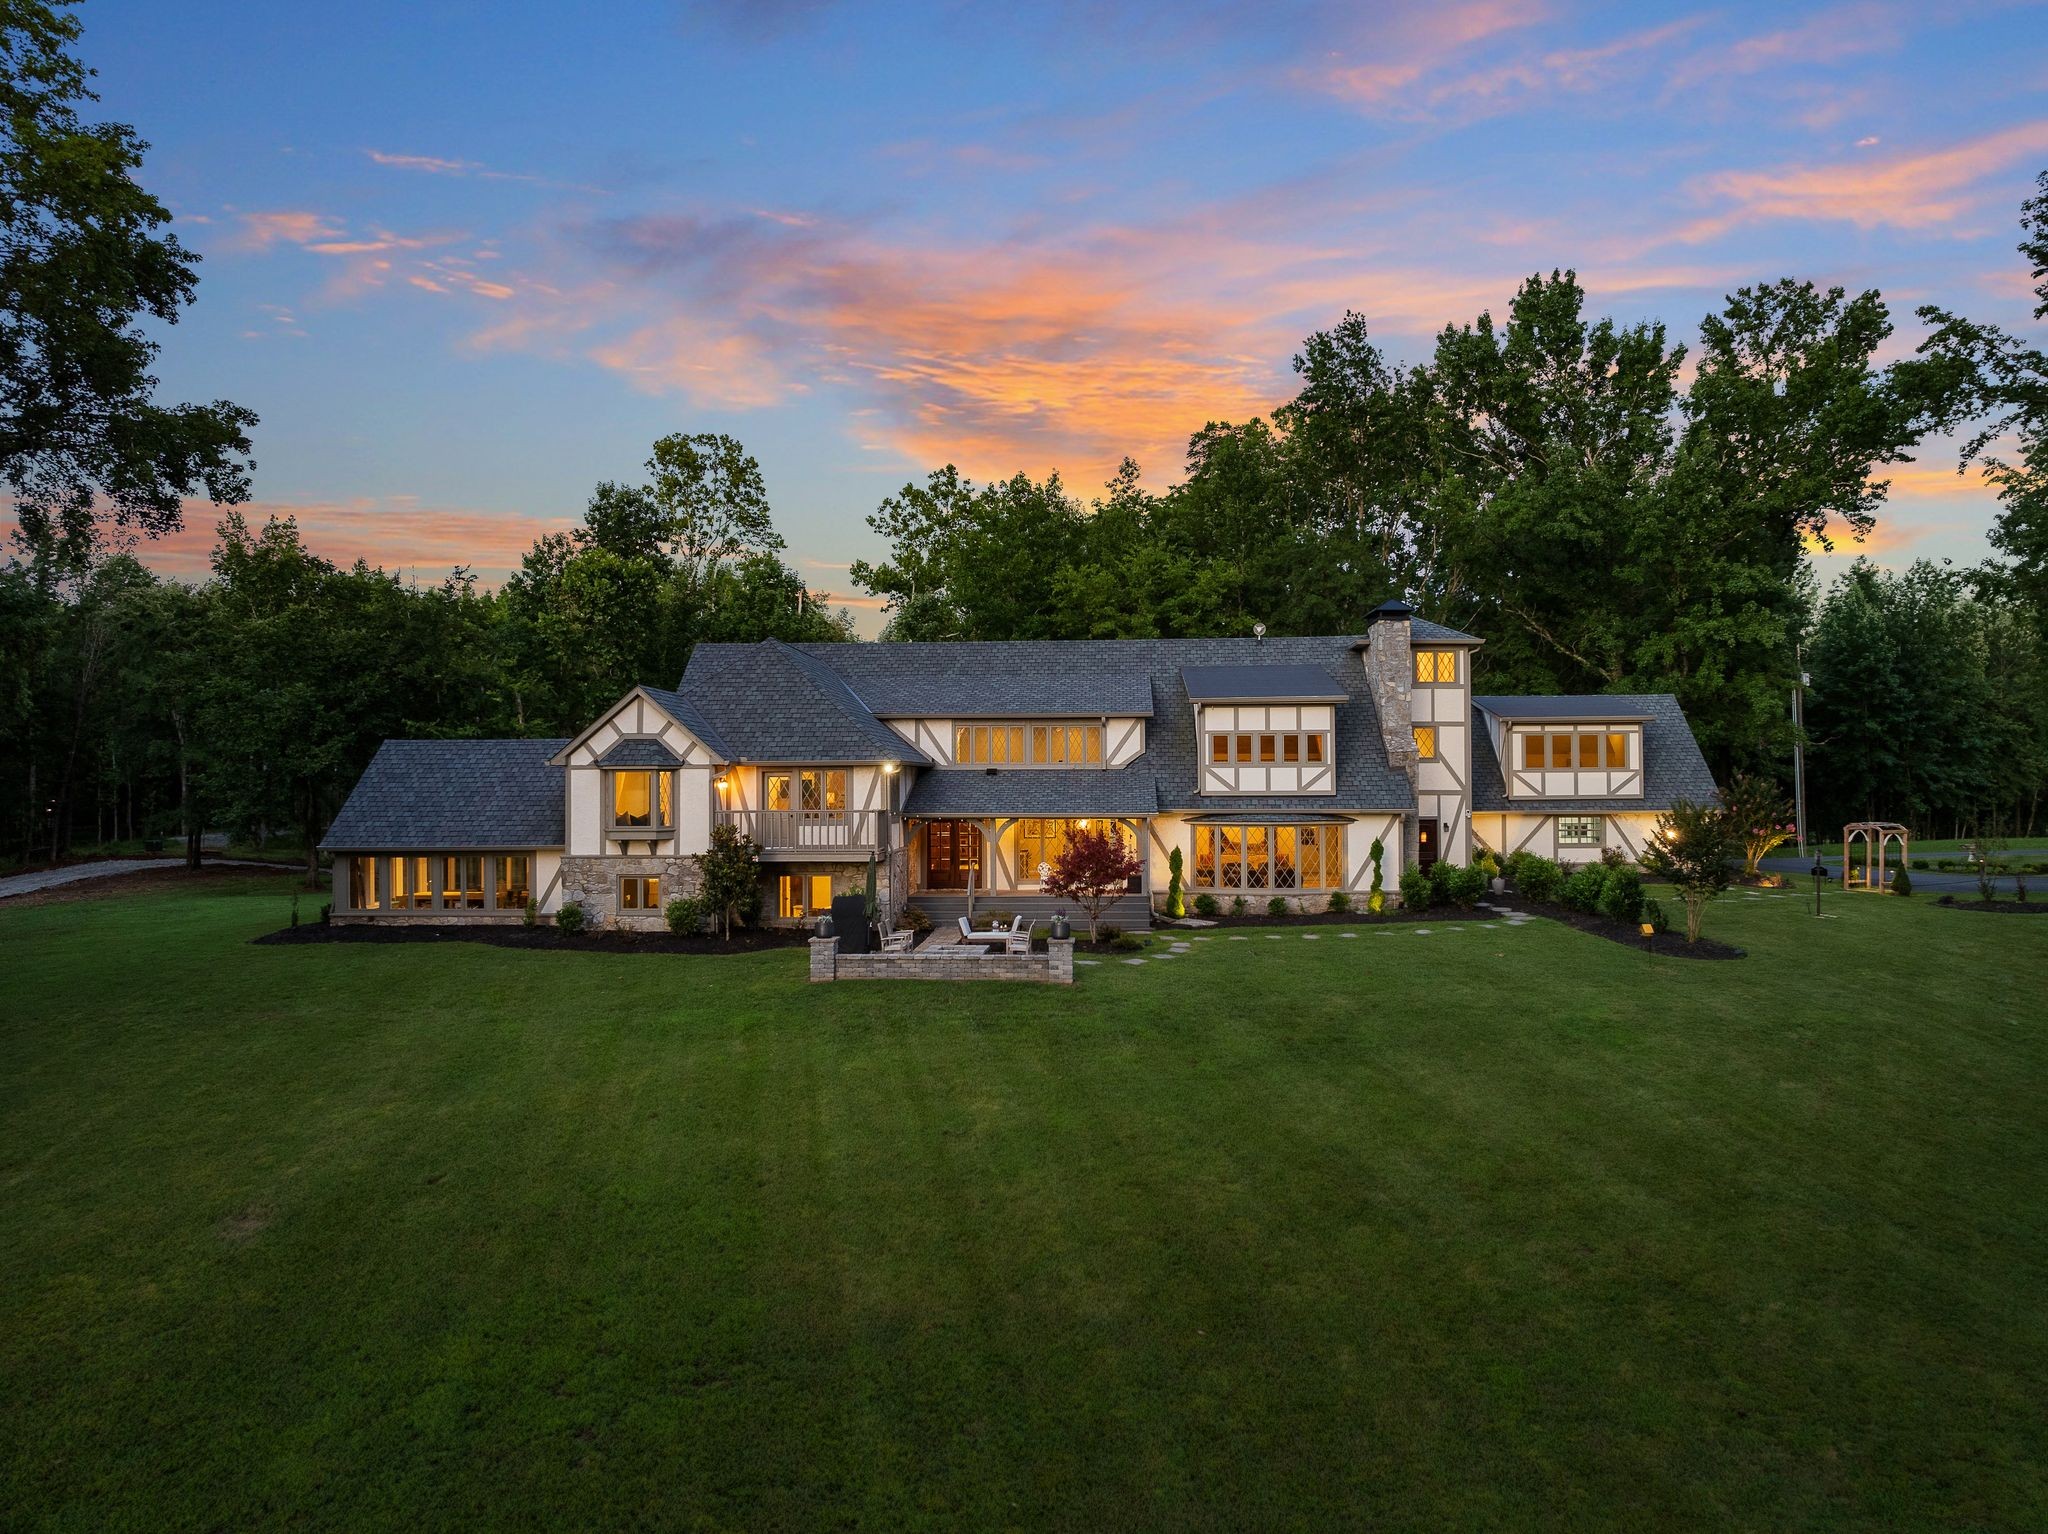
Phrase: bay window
[
  {"left": 1193, "top": 824, "right": 1345, "bottom": 891},
  {"left": 612, "top": 769, "right": 672, "bottom": 830}
]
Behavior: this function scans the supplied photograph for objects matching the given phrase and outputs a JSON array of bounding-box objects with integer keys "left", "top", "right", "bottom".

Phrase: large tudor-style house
[{"left": 320, "top": 602, "right": 1717, "bottom": 930}]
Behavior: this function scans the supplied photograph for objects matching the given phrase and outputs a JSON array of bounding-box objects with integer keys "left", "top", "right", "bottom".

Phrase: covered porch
[{"left": 905, "top": 814, "right": 1154, "bottom": 930}]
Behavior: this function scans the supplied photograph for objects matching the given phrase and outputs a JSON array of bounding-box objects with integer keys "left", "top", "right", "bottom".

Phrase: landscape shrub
[
  {"left": 1596, "top": 865, "right": 1645, "bottom": 924},
  {"left": 1325, "top": 890, "right": 1351, "bottom": 914},
  {"left": 1448, "top": 863, "right": 1486, "bottom": 908},
  {"left": 1230, "top": 895, "right": 1248, "bottom": 916},
  {"left": 1643, "top": 896, "right": 1669, "bottom": 934},
  {"left": 1165, "top": 847, "right": 1186, "bottom": 919},
  {"left": 1562, "top": 863, "right": 1607, "bottom": 913},
  {"left": 1599, "top": 847, "right": 1631, "bottom": 870},
  {"left": 1508, "top": 852, "right": 1559, "bottom": 903},
  {"left": 1426, "top": 858, "right": 1456, "bottom": 908},
  {"left": 1475, "top": 850, "right": 1500, "bottom": 883},
  {"left": 1891, "top": 866, "right": 1913, "bottom": 898},
  {"left": 319, "top": 902, "right": 331, "bottom": 925},
  {"left": 664, "top": 896, "right": 704, "bottom": 936},
  {"left": 1095, "top": 923, "right": 1122, "bottom": 943},
  {"left": 1193, "top": 893, "right": 1219, "bottom": 917},
  {"left": 1367, "top": 890, "right": 1385, "bottom": 915},
  {"left": 1368, "top": 837, "right": 1385, "bottom": 907},
  {"left": 898, "top": 904, "right": 933, "bottom": 933},
  {"left": 555, "top": 902, "right": 586, "bottom": 934},
  {"left": 523, "top": 897, "right": 539, "bottom": 927},
  {"left": 1267, "top": 896, "right": 1289, "bottom": 917},
  {"left": 1109, "top": 933, "right": 1145, "bottom": 953},
  {"left": 1398, "top": 864, "right": 1431, "bottom": 909}
]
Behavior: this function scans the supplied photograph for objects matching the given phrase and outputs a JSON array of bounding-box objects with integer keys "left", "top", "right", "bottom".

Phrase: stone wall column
[
  {"left": 809, "top": 935, "right": 839, "bottom": 982},
  {"left": 1050, "top": 936, "right": 1075, "bottom": 985}
]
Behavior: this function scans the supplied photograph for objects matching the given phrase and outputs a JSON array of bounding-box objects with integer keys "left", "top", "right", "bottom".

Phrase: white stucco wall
[{"left": 1471, "top": 810, "right": 1663, "bottom": 865}]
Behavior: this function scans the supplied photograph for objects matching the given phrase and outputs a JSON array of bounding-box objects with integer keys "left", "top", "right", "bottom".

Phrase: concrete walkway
[{"left": 0, "top": 857, "right": 283, "bottom": 901}]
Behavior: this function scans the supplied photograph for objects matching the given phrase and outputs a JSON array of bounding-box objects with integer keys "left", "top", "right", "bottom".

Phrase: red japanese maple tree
[{"left": 1044, "top": 823, "right": 1142, "bottom": 941}]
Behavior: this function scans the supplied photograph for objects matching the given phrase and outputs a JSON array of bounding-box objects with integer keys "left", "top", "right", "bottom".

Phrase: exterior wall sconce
[{"left": 882, "top": 761, "right": 899, "bottom": 775}]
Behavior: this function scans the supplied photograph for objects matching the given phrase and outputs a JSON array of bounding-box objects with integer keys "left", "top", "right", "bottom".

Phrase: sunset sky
[{"left": 79, "top": 0, "right": 2048, "bottom": 619}]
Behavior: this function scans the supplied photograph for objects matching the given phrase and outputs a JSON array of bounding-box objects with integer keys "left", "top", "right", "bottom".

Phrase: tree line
[{"left": 1, "top": 0, "right": 2044, "bottom": 868}]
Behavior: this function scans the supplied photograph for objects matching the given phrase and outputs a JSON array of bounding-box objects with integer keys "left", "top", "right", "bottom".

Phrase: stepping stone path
[{"left": 1121, "top": 958, "right": 1146, "bottom": 966}]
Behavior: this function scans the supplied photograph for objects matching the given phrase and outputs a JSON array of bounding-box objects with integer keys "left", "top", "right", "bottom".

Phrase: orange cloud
[
  {"left": 3, "top": 498, "right": 574, "bottom": 584},
  {"left": 1314, "top": 0, "right": 1549, "bottom": 110},
  {"left": 1668, "top": 2, "right": 1902, "bottom": 87},
  {"left": 224, "top": 210, "right": 345, "bottom": 251},
  {"left": 1678, "top": 120, "right": 2048, "bottom": 239},
  {"left": 1802, "top": 515, "right": 1924, "bottom": 557}
]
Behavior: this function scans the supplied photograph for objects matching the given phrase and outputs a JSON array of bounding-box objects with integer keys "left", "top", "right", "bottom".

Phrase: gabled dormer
[{"left": 1183, "top": 664, "right": 1346, "bottom": 795}]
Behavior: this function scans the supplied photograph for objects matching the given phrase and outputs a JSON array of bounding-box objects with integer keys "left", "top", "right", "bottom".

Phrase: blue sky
[{"left": 74, "top": 0, "right": 2048, "bottom": 620}]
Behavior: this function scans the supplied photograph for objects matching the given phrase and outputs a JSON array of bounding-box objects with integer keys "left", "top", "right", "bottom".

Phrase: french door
[{"left": 924, "top": 820, "right": 983, "bottom": 889}]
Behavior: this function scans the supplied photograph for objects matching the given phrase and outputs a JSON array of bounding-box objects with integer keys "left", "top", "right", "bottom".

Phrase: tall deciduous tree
[{"left": 0, "top": 0, "right": 256, "bottom": 569}]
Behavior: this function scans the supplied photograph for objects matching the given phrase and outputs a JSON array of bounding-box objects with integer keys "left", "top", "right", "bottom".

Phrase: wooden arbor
[{"left": 1843, "top": 822, "right": 1910, "bottom": 891}]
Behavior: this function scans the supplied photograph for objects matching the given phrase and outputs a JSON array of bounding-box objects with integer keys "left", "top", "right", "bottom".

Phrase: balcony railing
[{"left": 719, "top": 808, "right": 881, "bottom": 853}]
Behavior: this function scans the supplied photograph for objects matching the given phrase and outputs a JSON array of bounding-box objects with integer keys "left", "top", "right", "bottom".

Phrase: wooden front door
[
  {"left": 924, "top": 820, "right": 983, "bottom": 890},
  {"left": 1417, "top": 817, "right": 1440, "bottom": 869}
]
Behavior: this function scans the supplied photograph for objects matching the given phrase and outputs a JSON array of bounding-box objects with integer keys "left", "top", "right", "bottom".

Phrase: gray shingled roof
[
  {"left": 766, "top": 635, "right": 1416, "bottom": 813},
  {"left": 786, "top": 644, "right": 1155, "bottom": 717},
  {"left": 596, "top": 736, "right": 684, "bottom": 767},
  {"left": 638, "top": 686, "right": 733, "bottom": 761},
  {"left": 669, "top": 641, "right": 932, "bottom": 765},
  {"left": 902, "top": 767, "right": 1160, "bottom": 817},
  {"left": 1179, "top": 663, "right": 1347, "bottom": 703},
  {"left": 1412, "top": 616, "right": 1483, "bottom": 644},
  {"left": 1468, "top": 696, "right": 1717, "bottom": 813},
  {"left": 1473, "top": 695, "right": 1654, "bottom": 721},
  {"left": 321, "top": 739, "right": 568, "bottom": 850}
]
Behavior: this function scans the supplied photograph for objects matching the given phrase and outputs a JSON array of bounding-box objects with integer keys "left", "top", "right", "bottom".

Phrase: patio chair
[
  {"left": 880, "top": 928, "right": 916, "bottom": 953},
  {"left": 1003, "top": 916, "right": 1033, "bottom": 955},
  {"left": 957, "top": 915, "right": 1007, "bottom": 945}
]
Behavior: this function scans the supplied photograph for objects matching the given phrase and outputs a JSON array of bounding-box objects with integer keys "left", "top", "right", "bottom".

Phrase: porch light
[
  {"left": 882, "top": 761, "right": 899, "bottom": 775},
  {"left": 714, "top": 772, "right": 731, "bottom": 790}
]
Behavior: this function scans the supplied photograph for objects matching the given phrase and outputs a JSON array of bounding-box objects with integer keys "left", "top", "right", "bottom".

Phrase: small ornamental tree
[
  {"left": 1165, "top": 846, "right": 1186, "bottom": 918},
  {"left": 1045, "top": 823, "right": 1141, "bottom": 942},
  {"left": 1640, "top": 798, "right": 1742, "bottom": 944},
  {"left": 1720, "top": 771, "right": 1796, "bottom": 876},
  {"left": 695, "top": 822, "right": 764, "bottom": 940},
  {"left": 1368, "top": 837, "right": 1386, "bottom": 915}
]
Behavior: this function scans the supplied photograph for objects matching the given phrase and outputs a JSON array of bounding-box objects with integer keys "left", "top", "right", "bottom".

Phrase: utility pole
[{"left": 1792, "top": 643, "right": 1809, "bottom": 859}]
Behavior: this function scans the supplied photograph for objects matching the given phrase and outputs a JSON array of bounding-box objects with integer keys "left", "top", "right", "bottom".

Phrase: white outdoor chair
[
  {"left": 881, "top": 928, "right": 916, "bottom": 953},
  {"left": 958, "top": 915, "right": 1006, "bottom": 944},
  {"left": 1003, "top": 915, "right": 1033, "bottom": 955}
]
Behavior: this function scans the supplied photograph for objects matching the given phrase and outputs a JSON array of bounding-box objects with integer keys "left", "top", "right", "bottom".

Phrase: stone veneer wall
[
  {"left": 559, "top": 853, "right": 704, "bottom": 930},
  {"left": 810, "top": 936, "right": 1075, "bottom": 984},
  {"left": 1363, "top": 613, "right": 1422, "bottom": 871}
]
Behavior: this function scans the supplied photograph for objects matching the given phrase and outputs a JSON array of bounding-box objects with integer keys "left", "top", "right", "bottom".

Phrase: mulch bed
[
  {"left": 1936, "top": 896, "right": 2048, "bottom": 915},
  {"left": 1507, "top": 895, "right": 1746, "bottom": 960},
  {"left": 1161, "top": 907, "right": 1497, "bottom": 929},
  {"left": 254, "top": 922, "right": 811, "bottom": 954}
]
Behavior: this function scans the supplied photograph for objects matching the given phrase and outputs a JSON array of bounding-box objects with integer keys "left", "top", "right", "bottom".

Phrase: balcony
[{"left": 719, "top": 808, "right": 882, "bottom": 858}]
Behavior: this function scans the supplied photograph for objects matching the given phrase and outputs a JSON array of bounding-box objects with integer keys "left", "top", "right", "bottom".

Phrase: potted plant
[{"left": 1049, "top": 910, "right": 1071, "bottom": 940}]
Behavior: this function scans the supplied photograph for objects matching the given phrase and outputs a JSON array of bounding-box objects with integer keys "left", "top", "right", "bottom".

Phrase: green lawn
[{"left": 4, "top": 877, "right": 2046, "bottom": 1531}]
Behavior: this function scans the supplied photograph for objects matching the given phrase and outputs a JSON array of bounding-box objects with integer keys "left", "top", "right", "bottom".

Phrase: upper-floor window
[
  {"left": 1414, "top": 649, "right": 1457, "bottom": 684},
  {"left": 1412, "top": 725, "right": 1437, "bottom": 760},
  {"left": 955, "top": 723, "right": 1103, "bottom": 766},
  {"left": 1520, "top": 730, "right": 1630, "bottom": 771},
  {"left": 612, "top": 770, "right": 672, "bottom": 828},
  {"left": 765, "top": 768, "right": 847, "bottom": 818},
  {"left": 1207, "top": 731, "right": 1327, "bottom": 765}
]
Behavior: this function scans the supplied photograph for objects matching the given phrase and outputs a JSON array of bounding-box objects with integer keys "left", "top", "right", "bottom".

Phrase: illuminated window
[
  {"left": 1193, "top": 824, "right": 1343, "bottom": 889},
  {"left": 443, "top": 855, "right": 484, "bottom": 909},
  {"left": 1282, "top": 735, "right": 1300, "bottom": 763},
  {"left": 1413, "top": 725, "right": 1437, "bottom": 760},
  {"left": 957, "top": 722, "right": 1103, "bottom": 765},
  {"left": 1605, "top": 731, "right": 1629, "bottom": 768},
  {"left": 1522, "top": 734, "right": 1544, "bottom": 770},
  {"left": 1210, "top": 735, "right": 1229, "bottom": 763},
  {"left": 1236, "top": 733, "right": 1253, "bottom": 763},
  {"left": 1577, "top": 732, "right": 1599, "bottom": 769},
  {"left": 1558, "top": 816, "right": 1602, "bottom": 847},
  {"left": 613, "top": 770, "right": 669, "bottom": 828},
  {"left": 1305, "top": 734, "right": 1325, "bottom": 763},
  {"left": 798, "top": 769, "right": 847, "bottom": 816},
  {"left": 619, "top": 875, "right": 661, "bottom": 910},
  {"left": 391, "top": 855, "right": 433, "bottom": 909},
  {"left": 810, "top": 874, "right": 832, "bottom": 911},
  {"left": 954, "top": 726, "right": 971, "bottom": 762},
  {"left": 766, "top": 772, "right": 792, "bottom": 812},
  {"left": 781, "top": 872, "right": 833, "bottom": 915},
  {"left": 496, "top": 855, "right": 531, "bottom": 909},
  {"left": 1259, "top": 734, "right": 1276, "bottom": 763},
  {"left": 1033, "top": 726, "right": 1050, "bottom": 764},
  {"left": 348, "top": 857, "right": 379, "bottom": 910},
  {"left": 1549, "top": 734, "right": 1574, "bottom": 770},
  {"left": 1415, "top": 650, "right": 1454, "bottom": 684}
]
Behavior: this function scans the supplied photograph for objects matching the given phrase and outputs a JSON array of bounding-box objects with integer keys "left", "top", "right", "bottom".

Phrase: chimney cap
[{"left": 1369, "top": 599, "right": 1416, "bottom": 621}]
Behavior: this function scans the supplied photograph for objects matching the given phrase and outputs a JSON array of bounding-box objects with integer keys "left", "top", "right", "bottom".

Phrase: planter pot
[
  {"left": 814, "top": 912, "right": 836, "bottom": 939},
  {"left": 1490, "top": 877, "right": 1506, "bottom": 894},
  {"left": 1049, "top": 916, "right": 1071, "bottom": 940}
]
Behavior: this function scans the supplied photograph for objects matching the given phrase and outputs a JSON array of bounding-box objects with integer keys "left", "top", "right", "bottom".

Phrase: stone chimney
[{"left": 1364, "top": 599, "right": 1416, "bottom": 784}]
